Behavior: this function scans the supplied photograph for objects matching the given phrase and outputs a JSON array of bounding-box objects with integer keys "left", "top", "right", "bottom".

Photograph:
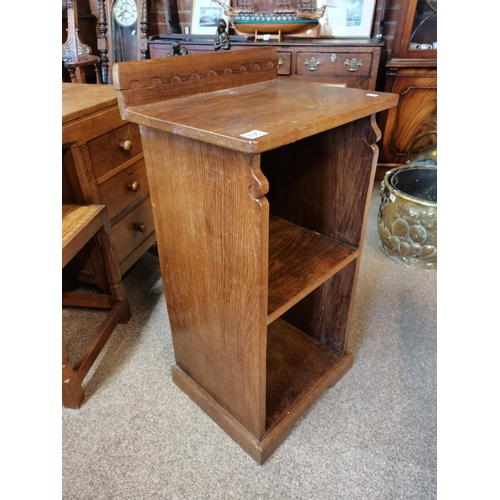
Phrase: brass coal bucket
[{"left": 377, "top": 132, "right": 437, "bottom": 270}]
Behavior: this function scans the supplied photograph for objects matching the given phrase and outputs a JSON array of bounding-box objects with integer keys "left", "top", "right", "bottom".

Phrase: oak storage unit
[{"left": 113, "top": 47, "right": 398, "bottom": 464}]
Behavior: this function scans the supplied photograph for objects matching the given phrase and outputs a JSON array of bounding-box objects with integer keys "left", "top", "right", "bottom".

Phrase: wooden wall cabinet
[
  {"left": 376, "top": 0, "right": 437, "bottom": 177},
  {"left": 62, "top": 83, "right": 156, "bottom": 287},
  {"left": 112, "top": 47, "right": 398, "bottom": 463},
  {"left": 148, "top": 35, "right": 383, "bottom": 90}
]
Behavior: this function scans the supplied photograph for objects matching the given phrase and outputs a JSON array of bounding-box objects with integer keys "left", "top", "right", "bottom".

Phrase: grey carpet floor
[{"left": 62, "top": 188, "right": 437, "bottom": 499}]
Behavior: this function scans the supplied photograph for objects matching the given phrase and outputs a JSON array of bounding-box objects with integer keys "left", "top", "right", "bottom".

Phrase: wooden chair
[
  {"left": 62, "top": 204, "right": 131, "bottom": 408},
  {"left": 62, "top": 0, "right": 102, "bottom": 84}
]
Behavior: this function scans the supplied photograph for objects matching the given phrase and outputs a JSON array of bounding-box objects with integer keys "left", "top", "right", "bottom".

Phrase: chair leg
[
  {"left": 62, "top": 345, "right": 84, "bottom": 409},
  {"left": 62, "top": 206, "right": 131, "bottom": 409}
]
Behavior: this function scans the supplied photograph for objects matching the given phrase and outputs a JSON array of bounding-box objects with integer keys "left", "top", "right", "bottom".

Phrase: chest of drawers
[
  {"left": 62, "top": 83, "right": 156, "bottom": 286},
  {"left": 148, "top": 36, "right": 383, "bottom": 90}
]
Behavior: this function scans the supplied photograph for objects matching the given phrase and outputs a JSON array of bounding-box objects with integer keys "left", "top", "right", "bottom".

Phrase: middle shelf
[{"left": 267, "top": 215, "right": 358, "bottom": 324}]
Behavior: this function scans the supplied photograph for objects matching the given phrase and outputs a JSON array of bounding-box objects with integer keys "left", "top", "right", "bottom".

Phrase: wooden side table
[
  {"left": 113, "top": 47, "right": 398, "bottom": 464},
  {"left": 62, "top": 83, "right": 156, "bottom": 287}
]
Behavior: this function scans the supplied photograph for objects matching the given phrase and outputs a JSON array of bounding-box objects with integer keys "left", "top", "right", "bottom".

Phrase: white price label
[{"left": 240, "top": 130, "right": 268, "bottom": 139}]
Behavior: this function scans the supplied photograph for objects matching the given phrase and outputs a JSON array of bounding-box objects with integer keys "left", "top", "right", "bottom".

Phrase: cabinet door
[
  {"left": 393, "top": 0, "right": 437, "bottom": 59},
  {"left": 378, "top": 67, "right": 436, "bottom": 167}
]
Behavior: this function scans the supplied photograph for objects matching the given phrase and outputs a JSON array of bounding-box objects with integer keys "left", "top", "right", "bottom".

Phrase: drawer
[
  {"left": 296, "top": 52, "right": 372, "bottom": 78},
  {"left": 277, "top": 52, "right": 291, "bottom": 76},
  {"left": 97, "top": 158, "right": 149, "bottom": 221},
  {"left": 110, "top": 196, "right": 155, "bottom": 265},
  {"left": 88, "top": 123, "right": 143, "bottom": 179}
]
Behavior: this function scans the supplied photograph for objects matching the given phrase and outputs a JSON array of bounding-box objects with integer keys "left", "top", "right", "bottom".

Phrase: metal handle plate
[
  {"left": 304, "top": 57, "right": 321, "bottom": 71},
  {"left": 344, "top": 58, "right": 362, "bottom": 72}
]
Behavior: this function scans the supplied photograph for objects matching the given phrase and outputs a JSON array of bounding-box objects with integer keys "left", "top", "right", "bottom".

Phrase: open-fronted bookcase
[{"left": 113, "top": 47, "right": 398, "bottom": 463}]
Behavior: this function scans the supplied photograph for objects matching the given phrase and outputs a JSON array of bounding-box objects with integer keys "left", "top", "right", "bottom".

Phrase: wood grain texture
[
  {"left": 116, "top": 79, "right": 397, "bottom": 154},
  {"left": 171, "top": 345, "right": 354, "bottom": 465},
  {"left": 62, "top": 83, "right": 156, "bottom": 285},
  {"left": 262, "top": 116, "right": 380, "bottom": 249},
  {"left": 378, "top": 66, "right": 437, "bottom": 166},
  {"left": 88, "top": 123, "right": 144, "bottom": 179},
  {"left": 141, "top": 128, "right": 269, "bottom": 438},
  {"left": 97, "top": 159, "right": 149, "bottom": 221},
  {"left": 112, "top": 48, "right": 398, "bottom": 154},
  {"left": 265, "top": 318, "right": 341, "bottom": 430},
  {"left": 282, "top": 260, "right": 358, "bottom": 355},
  {"left": 113, "top": 47, "right": 279, "bottom": 110},
  {"left": 62, "top": 203, "right": 131, "bottom": 409},
  {"left": 62, "top": 82, "right": 117, "bottom": 124},
  {"left": 111, "top": 48, "right": 398, "bottom": 462},
  {"left": 267, "top": 216, "right": 357, "bottom": 324}
]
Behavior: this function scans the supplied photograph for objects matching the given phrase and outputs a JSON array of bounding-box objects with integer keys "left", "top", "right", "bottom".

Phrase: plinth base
[{"left": 172, "top": 350, "right": 354, "bottom": 464}]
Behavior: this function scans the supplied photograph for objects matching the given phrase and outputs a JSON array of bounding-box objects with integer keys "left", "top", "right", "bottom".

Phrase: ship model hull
[
  {"left": 213, "top": 0, "right": 324, "bottom": 37},
  {"left": 232, "top": 17, "right": 320, "bottom": 36}
]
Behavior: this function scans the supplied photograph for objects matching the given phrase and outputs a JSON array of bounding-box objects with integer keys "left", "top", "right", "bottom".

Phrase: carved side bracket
[{"left": 248, "top": 165, "right": 269, "bottom": 206}]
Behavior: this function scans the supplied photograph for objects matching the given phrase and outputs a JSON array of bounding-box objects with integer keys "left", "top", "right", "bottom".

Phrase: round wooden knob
[
  {"left": 120, "top": 140, "right": 133, "bottom": 152},
  {"left": 128, "top": 181, "right": 140, "bottom": 192},
  {"left": 134, "top": 223, "right": 147, "bottom": 233}
]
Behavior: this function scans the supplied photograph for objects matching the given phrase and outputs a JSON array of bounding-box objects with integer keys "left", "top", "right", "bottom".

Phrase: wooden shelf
[
  {"left": 267, "top": 216, "right": 357, "bottom": 324},
  {"left": 265, "top": 318, "right": 342, "bottom": 431}
]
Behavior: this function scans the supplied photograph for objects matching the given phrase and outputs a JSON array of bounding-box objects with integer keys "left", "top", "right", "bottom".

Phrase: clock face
[{"left": 113, "top": 0, "right": 138, "bottom": 27}]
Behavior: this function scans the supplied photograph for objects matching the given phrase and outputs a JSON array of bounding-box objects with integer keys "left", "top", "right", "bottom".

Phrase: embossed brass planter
[{"left": 377, "top": 136, "right": 437, "bottom": 270}]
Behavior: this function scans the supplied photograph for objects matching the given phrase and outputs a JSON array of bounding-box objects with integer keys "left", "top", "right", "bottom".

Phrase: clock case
[{"left": 91, "top": 0, "right": 148, "bottom": 84}]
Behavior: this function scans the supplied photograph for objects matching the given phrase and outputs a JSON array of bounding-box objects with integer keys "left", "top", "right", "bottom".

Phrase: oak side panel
[
  {"left": 140, "top": 127, "right": 269, "bottom": 439},
  {"left": 282, "top": 260, "right": 357, "bottom": 355}
]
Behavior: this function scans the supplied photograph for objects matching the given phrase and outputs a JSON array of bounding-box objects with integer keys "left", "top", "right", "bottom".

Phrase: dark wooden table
[{"left": 113, "top": 47, "right": 398, "bottom": 464}]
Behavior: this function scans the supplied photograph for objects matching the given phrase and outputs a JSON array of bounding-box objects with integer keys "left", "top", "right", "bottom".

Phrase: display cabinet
[{"left": 376, "top": 0, "right": 437, "bottom": 178}]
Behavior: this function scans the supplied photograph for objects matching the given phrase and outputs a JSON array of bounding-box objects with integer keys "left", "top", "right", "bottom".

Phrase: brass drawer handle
[
  {"left": 134, "top": 223, "right": 147, "bottom": 233},
  {"left": 304, "top": 57, "right": 321, "bottom": 71},
  {"left": 128, "top": 181, "right": 140, "bottom": 192},
  {"left": 120, "top": 140, "right": 133, "bottom": 152},
  {"left": 277, "top": 58, "right": 283, "bottom": 68},
  {"left": 344, "top": 58, "right": 362, "bottom": 72}
]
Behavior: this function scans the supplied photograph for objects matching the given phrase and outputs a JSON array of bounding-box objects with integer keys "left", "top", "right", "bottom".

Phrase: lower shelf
[
  {"left": 266, "top": 318, "right": 341, "bottom": 431},
  {"left": 172, "top": 318, "right": 353, "bottom": 464}
]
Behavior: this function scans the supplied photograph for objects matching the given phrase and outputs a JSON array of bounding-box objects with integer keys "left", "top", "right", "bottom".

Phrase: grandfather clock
[{"left": 91, "top": 0, "right": 148, "bottom": 84}]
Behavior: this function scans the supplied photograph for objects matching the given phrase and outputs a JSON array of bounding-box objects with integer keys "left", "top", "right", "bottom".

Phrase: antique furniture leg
[{"left": 62, "top": 204, "right": 131, "bottom": 408}]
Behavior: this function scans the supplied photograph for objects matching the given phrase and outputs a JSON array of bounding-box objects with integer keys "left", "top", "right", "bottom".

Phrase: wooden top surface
[
  {"left": 124, "top": 79, "right": 399, "bottom": 154},
  {"left": 62, "top": 83, "right": 118, "bottom": 124}
]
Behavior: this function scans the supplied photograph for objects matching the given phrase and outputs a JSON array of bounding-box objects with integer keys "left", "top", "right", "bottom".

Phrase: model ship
[{"left": 212, "top": 0, "right": 325, "bottom": 36}]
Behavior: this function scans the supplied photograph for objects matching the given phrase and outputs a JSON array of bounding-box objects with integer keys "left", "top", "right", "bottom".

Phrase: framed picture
[
  {"left": 191, "top": 0, "right": 229, "bottom": 35},
  {"left": 319, "top": 0, "right": 377, "bottom": 38}
]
